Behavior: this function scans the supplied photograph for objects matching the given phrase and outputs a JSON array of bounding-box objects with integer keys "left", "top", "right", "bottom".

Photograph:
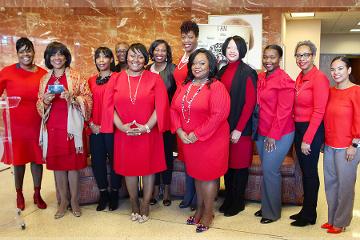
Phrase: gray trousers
[
  {"left": 323, "top": 145, "right": 360, "bottom": 227},
  {"left": 256, "top": 132, "right": 294, "bottom": 220}
]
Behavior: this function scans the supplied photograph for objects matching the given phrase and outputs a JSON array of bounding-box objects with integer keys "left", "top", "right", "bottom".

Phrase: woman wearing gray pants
[
  {"left": 322, "top": 56, "right": 360, "bottom": 234},
  {"left": 254, "top": 45, "right": 295, "bottom": 224}
]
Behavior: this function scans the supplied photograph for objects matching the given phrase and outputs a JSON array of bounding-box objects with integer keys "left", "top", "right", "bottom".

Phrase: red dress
[
  {"left": 171, "top": 80, "right": 230, "bottom": 181},
  {"left": 45, "top": 75, "right": 86, "bottom": 171},
  {"left": 101, "top": 70, "right": 169, "bottom": 176},
  {"left": 0, "top": 64, "right": 47, "bottom": 165},
  {"left": 221, "top": 61, "right": 256, "bottom": 169}
]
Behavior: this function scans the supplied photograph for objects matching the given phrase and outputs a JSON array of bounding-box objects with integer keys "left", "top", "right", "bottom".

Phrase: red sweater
[
  {"left": 257, "top": 68, "right": 295, "bottom": 140},
  {"left": 294, "top": 66, "right": 329, "bottom": 144},
  {"left": 324, "top": 86, "right": 360, "bottom": 148}
]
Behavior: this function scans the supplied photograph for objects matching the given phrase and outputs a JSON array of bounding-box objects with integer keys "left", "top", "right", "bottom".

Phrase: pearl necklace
[
  {"left": 177, "top": 52, "right": 189, "bottom": 70},
  {"left": 52, "top": 70, "right": 65, "bottom": 85},
  {"left": 127, "top": 70, "right": 144, "bottom": 105},
  {"left": 181, "top": 79, "right": 208, "bottom": 124}
]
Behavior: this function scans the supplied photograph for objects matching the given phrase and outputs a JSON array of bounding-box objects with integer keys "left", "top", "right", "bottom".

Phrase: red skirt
[{"left": 229, "top": 136, "right": 253, "bottom": 169}]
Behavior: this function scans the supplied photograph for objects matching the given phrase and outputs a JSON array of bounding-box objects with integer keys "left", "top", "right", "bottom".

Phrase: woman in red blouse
[
  {"left": 322, "top": 56, "right": 360, "bottom": 234},
  {"left": 253, "top": 45, "right": 295, "bottom": 224},
  {"left": 171, "top": 48, "right": 230, "bottom": 232},
  {"left": 290, "top": 40, "right": 329, "bottom": 227},
  {"left": 101, "top": 43, "right": 169, "bottom": 223},
  {"left": 88, "top": 47, "right": 122, "bottom": 211},
  {"left": 37, "top": 42, "right": 92, "bottom": 219},
  {"left": 0, "top": 37, "right": 47, "bottom": 210},
  {"left": 173, "top": 20, "right": 199, "bottom": 210},
  {"left": 217, "top": 36, "right": 257, "bottom": 217}
]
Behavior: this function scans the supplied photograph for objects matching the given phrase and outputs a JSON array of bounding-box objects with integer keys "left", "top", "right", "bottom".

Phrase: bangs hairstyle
[
  {"left": 264, "top": 44, "right": 283, "bottom": 58},
  {"left": 94, "top": 47, "right": 116, "bottom": 72},
  {"left": 125, "top": 43, "right": 149, "bottom": 65},
  {"left": 16, "top": 37, "right": 34, "bottom": 53},
  {"left": 180, "top": 20, "right": 199, "bottom": 37},
  {"left": 184, "top": 48, "right": 218, "bottom": 87},
  {"left": 222, "top": 35, "right": 247, "bottom": 59},
  {"left": 44, "top": 41, "right": 72, "bottom": 69},
  {"left": 148, "top": 39, "right": 173, "bottom": 63}
]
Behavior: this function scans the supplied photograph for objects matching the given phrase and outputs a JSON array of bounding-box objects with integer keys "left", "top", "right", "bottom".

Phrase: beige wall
[
  {"left": 284, "top": 20, "right": 322, "bottom": 80},
  {"left": 321, "top": 33, "right": 360, "bottom": 54}
]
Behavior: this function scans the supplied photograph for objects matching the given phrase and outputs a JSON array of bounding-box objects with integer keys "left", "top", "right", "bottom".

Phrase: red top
[
  {"left": 171, "top": 80, "right": 230, "bottom": 180},
  {"left": 101, "top": 70, "right": 169, "bottom": 176},
  {"left": 324, "top": 86, "right": 360, "bottom": 148},
  {"left": 257, "top": 68, "right": 295, "bottom": 140},
  {"left": 173, "top": 57, "right": 188, "bottom": 88},
  {"left": 221, "top": 60, "right": 256, "bottom": 132},
  {"left": 88, "top": 73, "right": 118, "bottom": 125},
  {"left": 294, "top": 66, "right": 329, "bottom": 144},
  {"left": 0, "top": 64, "right": 47, "bottom": 165}
]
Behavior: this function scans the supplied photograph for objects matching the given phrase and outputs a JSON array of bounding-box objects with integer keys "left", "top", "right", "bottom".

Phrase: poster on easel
[
  {"left": 208, "top": 14, "right": 263, "bottom": 70},
  {"left": 198, "top": 24, "right": 251, "bottom": 69}
]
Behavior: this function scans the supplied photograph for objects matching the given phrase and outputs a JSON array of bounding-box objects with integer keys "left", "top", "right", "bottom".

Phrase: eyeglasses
[{"left": 295, "top": 53, "right": 312, "bottom": 60}]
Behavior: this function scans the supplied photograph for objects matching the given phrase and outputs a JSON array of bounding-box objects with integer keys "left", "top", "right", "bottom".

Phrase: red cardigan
[
  {"left": 294, "top": 66, "right": 329, "bottom": 144},
  {"left": 257, "top": 68, "right": 295, "bottom": 140}
]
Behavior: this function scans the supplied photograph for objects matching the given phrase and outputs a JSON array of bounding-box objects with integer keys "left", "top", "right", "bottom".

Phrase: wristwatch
[{"left": 352, "top": 142, "right": 359, "bottom": 148}]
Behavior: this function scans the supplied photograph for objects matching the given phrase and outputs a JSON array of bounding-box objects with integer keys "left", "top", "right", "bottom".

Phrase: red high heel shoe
[
  {"left": 16, "top": 188, "right": 25, "bottom": 211},
  {"left": 321, "top": 222, "right": 333, "bottom": 229},
  {"left": 327, "top": 226, "right": 345, "bottom": 234},
  {"left": 33, "top": 187, "right": 47, "bottom": 209}
]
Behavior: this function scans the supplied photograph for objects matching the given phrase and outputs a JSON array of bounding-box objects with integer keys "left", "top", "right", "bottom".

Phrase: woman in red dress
[
  {"left": 87, "top": 47, "right": 122, "bottom": 211},
  {"left": 0, "top": 37, "right": 47, "bottom": 210},
  {"left": 217, "top": 36, "right": 257, "bottom": 217},
  {"left": 101, "top": 43, "right": 169, "bottom": 223},
  {"left": 37, "top": 42, "right": 92, "bottom": 219},
  {"left": 171, "top": 49, "right": 230, "bottom": 232},
  {"left": 173, "top": 20, "right": 199, "bottom": 210}
]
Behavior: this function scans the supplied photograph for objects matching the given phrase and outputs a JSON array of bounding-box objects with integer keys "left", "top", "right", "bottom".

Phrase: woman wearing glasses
[{"left": 290, "top": 40, "right": 329, "bottom": 227}]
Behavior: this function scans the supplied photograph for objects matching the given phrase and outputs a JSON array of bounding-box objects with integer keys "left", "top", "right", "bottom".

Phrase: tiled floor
[{"left": 0, "top": 158, "right": 359, "bottom": 240}]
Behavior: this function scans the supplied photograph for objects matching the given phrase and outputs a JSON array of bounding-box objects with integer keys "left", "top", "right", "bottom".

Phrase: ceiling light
[
  {"left": 290, "top": 12, "right": 315, "bottom": 17},
  {"left": 350, "top": 29, "right": 360, "bottom": 32}
]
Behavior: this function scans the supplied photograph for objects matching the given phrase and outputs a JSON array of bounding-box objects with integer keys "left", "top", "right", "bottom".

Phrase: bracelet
[
  {"left": 145, "top": 124, "right": 150, "bottom": 133},
  {"left": 89, "top": 122, "right": 95, "bottom": 128}
]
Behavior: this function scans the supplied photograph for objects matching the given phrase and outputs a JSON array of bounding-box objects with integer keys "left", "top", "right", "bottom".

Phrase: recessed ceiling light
[
  {"left": 350, "top": 29, "right": 360, "bottom": 32},
  {"left": 290, "top": 12, "right": 315, "bottom": 17}
]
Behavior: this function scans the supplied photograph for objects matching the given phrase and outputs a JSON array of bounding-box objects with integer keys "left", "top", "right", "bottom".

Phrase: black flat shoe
[
  {"left": 289, "top": 212, "right": 302, "bottom": 220},
  {"left": 291, "top": 218, "right": 316, "bottom": 227},
  {"left": 149, "top": 198, "right": 158, "bottom": 205},
  {"left": 163, "top": 199, "right": 171, "bottom": 206},
  {"left": 260, "top": 218, "right": 274, "bottom": 224},
  {"left": 254, "top": 210, "right": 262, "bottom": 217},
  {"left": 190, "top": 206, "right": 196, "bottom": 211}
]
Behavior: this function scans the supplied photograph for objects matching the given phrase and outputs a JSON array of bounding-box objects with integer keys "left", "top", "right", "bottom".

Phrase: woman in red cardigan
[
  {"left": 290, "top": 40, "right": 329, "bottom": 227},
  {"left": 254, "top": 45, "right": 295, "bottom": 224},
  {"left": 322, "top": 56, "right": 360, "bottom": 234}
]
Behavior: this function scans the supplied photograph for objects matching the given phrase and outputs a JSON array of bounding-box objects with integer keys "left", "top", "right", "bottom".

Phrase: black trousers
[
  {"left": 90, "top": 133, "right": 122, "bottom": 190},
  {"left": 155, "top": 131, "right": 175, "bottom": 185},
  {"left": 294, "top": 122, "right": 324, "bottom": 222}
]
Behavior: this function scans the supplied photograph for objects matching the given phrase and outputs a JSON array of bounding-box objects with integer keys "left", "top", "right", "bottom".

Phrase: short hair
[
  {"left": 125, "top": 43, "right": 149, "bottom": 65},
  {"left": 294, "top": 40, "right": 317, "bottom": 56},
  {"left": 148, "top": 39, "right": 173, "bottom": 63},
  {"left": 44, "top": 41, "right": 72, "bottom": 69},
  {"left": 222, "top": 35, "right": 247, "bottom": 59},
  {"left": 180, "top": 20, "right": 199, "bottom": 37},
  {"left": 184, "top": 48, "right": 217, "bottom": 86},
  {"left": 16, "top": 37, "right": 34, "bottom": 53},
  {"left": 264, "top": 44, "right": 283, "bottom": 58},
  {"left": 115, "top": 42, "right": 129, "bottom": 50},
  {"left": 94, "top": 47, "right": 116, "bottom": 72}
]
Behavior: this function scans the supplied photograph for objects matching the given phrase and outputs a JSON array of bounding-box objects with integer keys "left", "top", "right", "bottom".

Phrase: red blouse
[
  {"left": 294, "top": 66, "right": 329, "bottom": 144},
  {"left": 173, "top": 57, "right": 188, "bottom": 88},
  {"left": 324, "top": 86, "right": 360, "bottom": 148},
  {"left": 257, "top": 68, "right": 295, "bottom": 140}
]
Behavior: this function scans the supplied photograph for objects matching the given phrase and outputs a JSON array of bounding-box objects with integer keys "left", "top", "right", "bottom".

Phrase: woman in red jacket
[
  {"left": 254, "top": 45, "right": 295, "bottom": 224},
  {"left": 0, "top": 37, "right": 47, "bottom": 210},
  {"left": 322, "top": 56, "right": 360, "bottom": 234},
  {"left": 290, "top": 40, "right": 329, "bottom": 227}
]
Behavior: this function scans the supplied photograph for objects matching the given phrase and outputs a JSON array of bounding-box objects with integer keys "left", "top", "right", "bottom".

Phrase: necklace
[
  {"left": 181, "top": 79, "right": 208, "bottom": 124},
  {"left": 177, "top": 52, "right": 189, "bottom": 70},
  {"left": 52, "top": 70, "right": 65, "bottom": 85},
  {"left": 151, "top": 62, "right": 167, "bottom": 74},
  {"left": 295, "top": 81, "right": 308, "bottom": 96},
  {"left": 127, "top": 70, "right": 144, "bottom": 105},
  {"left": 96, "top": 72, "right": 112, "bottom": 85}
]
